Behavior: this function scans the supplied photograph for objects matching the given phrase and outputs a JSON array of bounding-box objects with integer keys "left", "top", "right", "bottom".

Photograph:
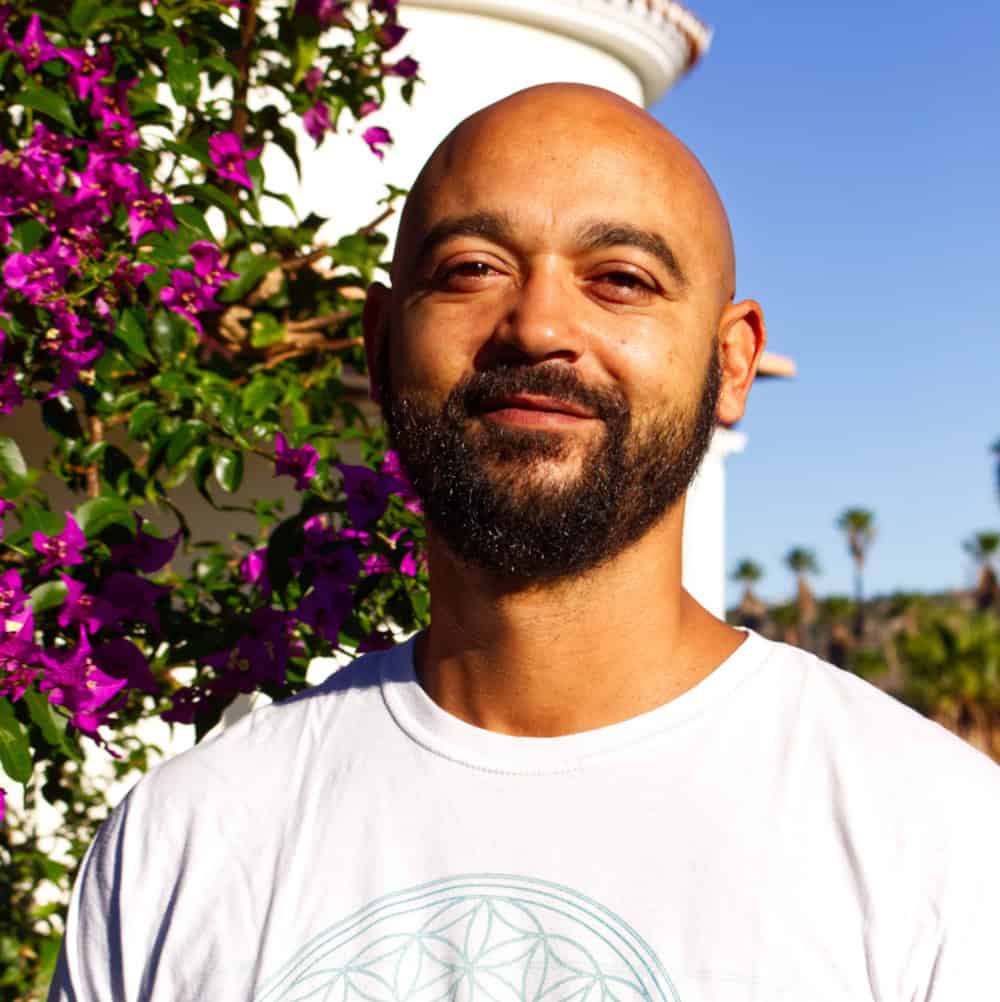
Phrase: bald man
[{"left": 51, "top": 86, "right": 1000, "bottom": 1002}]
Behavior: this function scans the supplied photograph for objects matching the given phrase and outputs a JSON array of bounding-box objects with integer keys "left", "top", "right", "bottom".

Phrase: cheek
[
  {"left": 587, "top": 315, "right": 696, "bottom": 407},
  {"left": 391, "top": 298, "right": 503, "bottom": 394}
]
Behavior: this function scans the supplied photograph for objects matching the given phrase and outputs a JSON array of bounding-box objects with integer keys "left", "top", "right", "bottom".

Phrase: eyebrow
[
  {"left": 576, "top": 220, "right": 687, "bottom": 288},
  {"left": 413, "top": 211, "right": 687, "bottom": 288},
  {"left": 414, "top": 211, "right": 516, "bottom": 269}
]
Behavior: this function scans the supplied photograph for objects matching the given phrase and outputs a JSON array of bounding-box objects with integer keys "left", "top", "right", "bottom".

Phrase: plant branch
[
  {"left": 230, "top": 1, "right": 259, "bottom": 143},
  {"left": 85, "top": 415, "right": 104, "bottom": 499}
]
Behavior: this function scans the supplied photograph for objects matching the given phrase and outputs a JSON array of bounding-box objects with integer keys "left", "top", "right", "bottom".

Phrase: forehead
[{"left": 423, "top": 128, "right": 686, "bottom": 241}]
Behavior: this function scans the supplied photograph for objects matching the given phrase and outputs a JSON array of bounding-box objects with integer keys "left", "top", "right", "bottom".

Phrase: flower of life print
[{"left": 255, "top": 874, "right": 682, "bottom": 1002}]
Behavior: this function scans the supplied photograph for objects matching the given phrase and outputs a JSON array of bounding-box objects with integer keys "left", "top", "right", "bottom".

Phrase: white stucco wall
[{"left": 263, "top": 5, "right": 645, "bottom": 246}]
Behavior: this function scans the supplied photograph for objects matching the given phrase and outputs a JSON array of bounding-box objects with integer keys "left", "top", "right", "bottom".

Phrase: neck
[{"left": 416, "top": 504, "right": 743, "bottom": 736}]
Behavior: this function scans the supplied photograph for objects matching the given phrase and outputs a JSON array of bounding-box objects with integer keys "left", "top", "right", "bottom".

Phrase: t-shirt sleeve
[
  {"left": 917, "top": 762, "right": 1000, "bottom": 1000},
  {"left": 46, "top": 801, "right": 131, "bottom": 1002}
]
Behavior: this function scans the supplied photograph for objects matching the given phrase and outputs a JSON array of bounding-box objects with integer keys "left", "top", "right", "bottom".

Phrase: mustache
[{"left": 449, "top": 364, "right": 629, "bottom": 424}]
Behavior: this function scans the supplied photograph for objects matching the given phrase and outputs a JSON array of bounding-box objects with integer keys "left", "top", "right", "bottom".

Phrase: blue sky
[{"left": 650, "top": 0, "right": 1000, "bottom": 605}]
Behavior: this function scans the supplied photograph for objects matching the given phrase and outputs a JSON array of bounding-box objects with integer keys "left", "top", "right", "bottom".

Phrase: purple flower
[
  {"left": 0, "top": 569, "right": 26, "bottom": 619},
  {"left": 110, "top": 517, "right": 181, "bottom": 573},
  {"left": 376, "top": 21, "right": 407, "bottom": 50},
  {"left": 239, "top": 547, "right": 271, "bottom": 597},
  {"left": 203, "top": 608, "right": 292, "bottom": 691},
  {"left": 162, "top": 682, "right": 212, "bottom": 725},
  {"left": 57, "top": 576, "right": 118, "bottom": 633},
  {"left": 94, "top": 123, "right": 141, "bottom": 160},
  {"left": 362, "top": 126, "right": 392, "bottom": 161},
  {"left": 303, "top": 67, "right": 323, "bottom": 94},
  {"left": 380, "top": 450, "right": 421, "bottom": 512},
  {"left": 3, "top": 247, "right": 69, "bottom": 304},
  {"left": 0, "top": 611, "right": 40, "bottom": 701},
  {"left": 160, "top": 270, "right": 222, "bottom": 337},
  {"left": 0, "top": 788, "right": 5, "bottom": 825},
  {"left": 389, "top": 56, "right": 418, "bottom": 79},
  {"left": 273, "top": 432, "right": 319, "bottom": 490},
  {"left": 208, "top": 132, "right": 260, "bottom": 191},
  {"left": 188, "top": 241, "right": 237, "bottom": 290},
  {"left": 32, "top": 513, "right": 85, "bottom": 575},
  {"left": 60, "top": 44, "right": 113, "bottom": 99},
  {"left": 93, "top": 637, "right": 158, "bottom": 695},
  {"left": 370, "top": 0, "right": 399, "bottom": 12},
  {"left": 337, "top": 462, "right": 397, "bottom": 527},
  {"left": 89, "top": 77, "right": 137, "bottom": 129},
  {"left": 357, "top": 630, "right": 394, "bottom": 653},
  {"left": 358, "top": 100, "right": 380, "bottom": 118},
  {"left": 302, "top": 101, "right": 332, "bottom": 145},
  {"left": 99, "top": 572, "right": 169, "bottom": 633},
  {"left": 40, "top": 629, "right": 127, "bottom": 735},
  {"left": 125, "top": 186, "right": 176, "bottom": 243},
  {"left": 0, "top": 368, "right": 21, "bottom": 414},
  {"left": 112, "top": 256, "right": 155, "bottom": 294},
  {"left": 295, "top": 0, "right": 347, "bottom": 27},
  {"left": 17, "top": 15, "right": 57, "bottom": 72},
  {"left": 295, "top": 577, "right": 352, "bottom": 645}
]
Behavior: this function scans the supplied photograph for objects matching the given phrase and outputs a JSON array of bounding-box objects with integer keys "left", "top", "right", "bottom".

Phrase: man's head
[{"left": 364, "top": 84, "right": 765, "bottom": 584}]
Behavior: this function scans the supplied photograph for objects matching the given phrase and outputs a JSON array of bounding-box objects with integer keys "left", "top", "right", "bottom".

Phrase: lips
[{"left": 479, "top": 393, "right": 596, "bottom": 420}]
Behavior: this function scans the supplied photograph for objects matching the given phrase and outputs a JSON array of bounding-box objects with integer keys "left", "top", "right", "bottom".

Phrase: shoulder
[
  {"left": 754, "top": 635, "right": 1000, "bottom": 824},
  {"left": 122, "top": 643, "right": 404, "bottom": 821}
]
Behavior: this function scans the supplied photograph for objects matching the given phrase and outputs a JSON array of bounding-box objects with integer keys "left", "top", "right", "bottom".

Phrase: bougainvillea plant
[{"left": 0, "top": 1, "right": 424, "bottom": 992}]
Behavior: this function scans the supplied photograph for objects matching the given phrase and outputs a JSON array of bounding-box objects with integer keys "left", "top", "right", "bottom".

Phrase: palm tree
[
  {"left": 836, "top": 508, "right": 876, "bottom": 605},
  {"left": 963, "top": 531, "right": 1000, "bottom": 609},
  {"left": 730, "top": 559, "right": 765, "bottom": 626},
  {"left": 837, "top": 508, "right": 876, "bottom": 639},
  {"left": 784, "top": 547, "right": 820, "bottom": 637}
]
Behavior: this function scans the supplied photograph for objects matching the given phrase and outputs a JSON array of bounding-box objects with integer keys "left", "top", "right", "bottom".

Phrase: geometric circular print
[{"left": 255, "top": 875, "right": 682, "bottom": 1002}]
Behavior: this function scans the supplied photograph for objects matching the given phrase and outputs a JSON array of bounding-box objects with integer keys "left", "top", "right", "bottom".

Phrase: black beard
[{"left": 381, "top": 354, "right": 721, "bottom": 585}]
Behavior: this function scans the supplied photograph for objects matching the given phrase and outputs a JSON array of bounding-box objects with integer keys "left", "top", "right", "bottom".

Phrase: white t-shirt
[{"left": 49, "top": 631, "right": 1000, "bottom": 1002}]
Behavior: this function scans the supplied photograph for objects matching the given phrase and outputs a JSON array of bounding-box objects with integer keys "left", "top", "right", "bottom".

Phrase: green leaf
[
  {"left": 8, "top": 218, "right": 47, "bottom": 253},
  {"left": 219, "top": 250, "right": 279, "bottom": 303},
  {"left": 28, "top": 579, "right": 68, "bottom": 614},
  {"left": 214, "top": 449, "right": 243, "bottom": 493},
  {"left": 166, "top": 36, "right": 200, "bottom": 107},
  {"left": 334, "top": 231, "right": 382, "bottom": 283},
  {"left": 0, "top": 437, "right": 27, "bottom": 481},
  {"left": 0, "top": 699, "right": 32, "bottom": 785},
  {"left": 74, "top": 496, "right": 132, "bottom": 537},
  {"left": 242, "top": 377, "right": 279, "bottom": 416},
  {"left": 173, "top": 204, "right": 214, "bottom": 241},
  {"left": 192, "top": 445, "right": 216, "bottom": 507},
  {"left": 69, "top": 0, "right": 100, "bottom": 33},
  {"left": 176, "top": 183, "right": 242, "bottom": 222},
  {"left": 166, "top": 420, "right": 207, "bottom": 467},
  {"left": 17, "top": 86, "right": 77, "bottom": 133},
  {"left": 128, "top": 400, "right": 160, "bottom": 439},
  {"left": 203, "top": 55, "right": 240, "bottom": 80},
  {"left": 250, "top": 312, "right": 285, "bottom": 347},
  {"left": 23, "top": 689, "right": 70, "bottom": 755},
  {"left": 41, "top": 396, "right": 83, "bottom": 440},
  {"left": 115, "top": 308, "right": 154, "bottom": 363}
]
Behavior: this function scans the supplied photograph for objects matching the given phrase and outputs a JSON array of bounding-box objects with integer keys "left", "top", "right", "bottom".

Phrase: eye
[
  {"left": 590, "top": 268, "right": 657, "bottom": 303},
  {"left": 434, "top": 259, "right": 500, "bottom": 290}
]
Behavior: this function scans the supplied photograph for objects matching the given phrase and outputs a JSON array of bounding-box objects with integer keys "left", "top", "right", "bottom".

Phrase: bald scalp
[{"left": 392, "top": 83, "right": 735, "bottom": 304}]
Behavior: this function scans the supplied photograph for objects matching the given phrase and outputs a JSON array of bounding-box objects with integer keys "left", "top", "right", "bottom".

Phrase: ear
[
  {"left": 362, "top": 281, "right": 391, "bottom": 404},
  {"left": 715, "top": 299, "right": 766, "bottom": 426}
]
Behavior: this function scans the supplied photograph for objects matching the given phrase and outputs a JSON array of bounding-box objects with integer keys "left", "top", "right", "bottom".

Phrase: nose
[{"left": 480, "top": 260, "right": 584, "bottom": 368}]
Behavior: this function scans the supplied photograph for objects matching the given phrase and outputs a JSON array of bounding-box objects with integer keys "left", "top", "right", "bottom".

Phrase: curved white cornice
[{"left": 402, "top": 0, "right": 711, "bottom": 105}]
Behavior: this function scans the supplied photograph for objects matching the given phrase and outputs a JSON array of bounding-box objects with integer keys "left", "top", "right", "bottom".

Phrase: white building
[{"left": 262, "top": 0, "right": 788, "bottom": 618}]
